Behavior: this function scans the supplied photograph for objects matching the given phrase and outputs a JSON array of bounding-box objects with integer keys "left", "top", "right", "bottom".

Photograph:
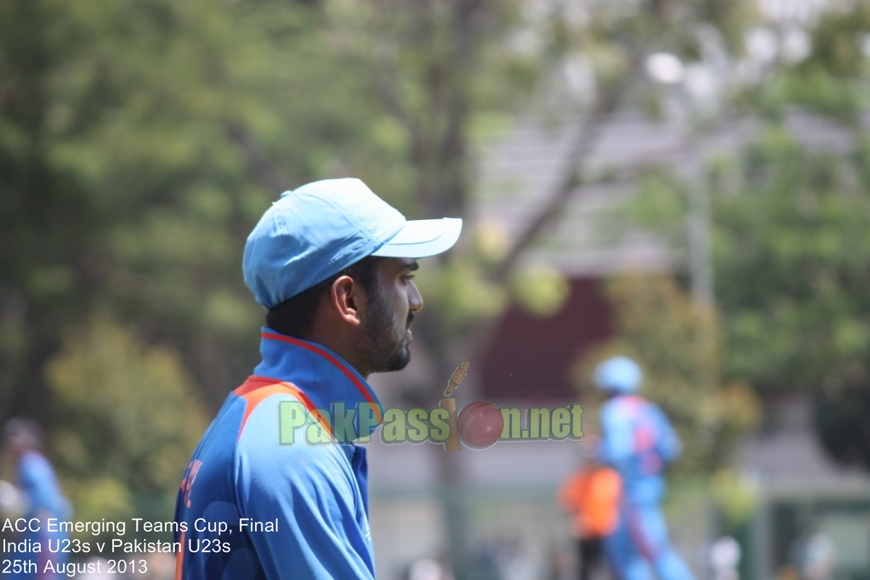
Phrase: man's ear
[{"left": 328, "top": 275, "right": 365, "bottom": 327}]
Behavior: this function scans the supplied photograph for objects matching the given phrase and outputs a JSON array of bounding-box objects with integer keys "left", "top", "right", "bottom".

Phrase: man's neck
[{"left": 299, "top": 328, "right": 371, "bottom": 379}]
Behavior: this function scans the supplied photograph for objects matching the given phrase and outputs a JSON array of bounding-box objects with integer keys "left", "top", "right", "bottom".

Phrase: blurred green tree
[
  {"left": 0, "top": 0, "right": 398, "bottom": 421},
  {"left": 602, "top": 1, "right": 870, "bottom": 471},
  {"left": 46, "top": 317, "right": 207, "bottom": 537},
  {"left": 715, "top": 130, "right": 870, "bottom": 469},
  {"left": 757, "top": 2, "right": 870, "bottom": 120},
  {"left": 627, "top": 113, "right": 870, "bottom": 469}
]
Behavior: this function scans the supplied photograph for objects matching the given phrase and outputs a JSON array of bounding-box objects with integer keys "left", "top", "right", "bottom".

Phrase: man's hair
[
  {"left": 265, "top": 256, "right": 380, "bottom": 339},
  {"left": 4, "top": 418, "right": 43, "bottom": 451}
]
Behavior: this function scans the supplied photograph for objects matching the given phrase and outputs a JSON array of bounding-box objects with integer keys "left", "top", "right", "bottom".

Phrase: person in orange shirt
[{"left": 559, "top": 435, "right": 622, "bottom": 580}]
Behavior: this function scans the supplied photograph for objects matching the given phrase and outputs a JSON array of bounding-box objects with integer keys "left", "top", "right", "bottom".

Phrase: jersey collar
[{"left": 251, "top": 328, "right": 384, "bottom": 428}]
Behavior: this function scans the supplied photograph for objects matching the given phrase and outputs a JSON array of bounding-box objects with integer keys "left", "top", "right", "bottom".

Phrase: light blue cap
[
  {"left": 243, "top": 178, "right": 462, "bottom": 309},
  {"left": 593, "top": 356, "right": 643, "bottom": 394}
]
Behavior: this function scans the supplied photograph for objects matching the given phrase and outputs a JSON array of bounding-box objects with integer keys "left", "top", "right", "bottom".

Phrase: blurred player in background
[
  {"left": 3, "top": 418, "right": 72, "bottom": 580},
  {"left": 594, "top": 357, "right": 695, "bottom": 580},
  {"left": 558, "top": 434, "right": 621, "bottom": 580},
  {"left": 173, "top": 178, "right": 461, "bottom": 579}
]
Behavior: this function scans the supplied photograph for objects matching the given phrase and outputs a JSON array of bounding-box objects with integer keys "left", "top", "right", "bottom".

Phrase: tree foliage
[
  {"left": 47, "top": 317, "right": 207, "bottom": 528},
  {"left": 605, "top": 1, "right": 870, "bottom": 472},
  {"left": 715, "top": 130, "right": 870, "bottom": 393},
  {"left": 0, "top": 0, "right": 404, "bottom": 420},
  {"left": 757, "top": 3, "right": 870, "bottom": 120},
  {"left": 627, "top": 119, "right": 870, "bottom": 470},
  {"left": 715, "top": 130, "right": 870, "bottom": 469}
]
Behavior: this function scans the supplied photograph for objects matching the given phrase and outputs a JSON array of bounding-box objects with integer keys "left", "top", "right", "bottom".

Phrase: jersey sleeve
[{"left": 235, "top": 395, "right": 375, "bottom": 580}]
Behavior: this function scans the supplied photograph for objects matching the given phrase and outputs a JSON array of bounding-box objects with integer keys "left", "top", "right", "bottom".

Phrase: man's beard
[{"left": 363, "top": 292, "right": 413, "bottom": 373}]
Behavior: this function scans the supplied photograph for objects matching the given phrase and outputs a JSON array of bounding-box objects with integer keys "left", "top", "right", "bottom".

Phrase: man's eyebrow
[{"left": 400, "top": 260, "right": 419, "bottom": 271}]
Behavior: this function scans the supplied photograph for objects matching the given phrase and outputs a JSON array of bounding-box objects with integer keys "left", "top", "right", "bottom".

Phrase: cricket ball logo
[{"left": 440, "top": 361, "right": 504, "bottom": 451}]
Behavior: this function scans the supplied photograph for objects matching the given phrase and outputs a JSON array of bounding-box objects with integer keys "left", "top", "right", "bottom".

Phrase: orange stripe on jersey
[
  {"left": 234, "top": 377, "right": 333, "bottom": 441},
  {"left": 175, "top": 529, "right": 185, "bottom": 580}
]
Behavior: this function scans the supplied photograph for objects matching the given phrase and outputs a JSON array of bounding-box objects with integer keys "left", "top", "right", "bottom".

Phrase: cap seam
[
  {"left": 274, "top": 206, "right": 307, "bottom": 284},
  {"left": 317, "top": 192, "right": 380, "bottom": 246}
]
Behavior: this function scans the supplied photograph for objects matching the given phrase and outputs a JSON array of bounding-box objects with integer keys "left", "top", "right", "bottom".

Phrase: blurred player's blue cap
[
  {"left": 593, "top": 356, "right": 642, "bottom": 394},
  {"left": 243, "top": 178, "right": 462, "bottom": 309}
]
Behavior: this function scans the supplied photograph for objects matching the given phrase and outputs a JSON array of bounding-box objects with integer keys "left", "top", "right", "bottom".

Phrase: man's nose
[{"left": 409, "top": 281, "right": 423, "bottom": 313}]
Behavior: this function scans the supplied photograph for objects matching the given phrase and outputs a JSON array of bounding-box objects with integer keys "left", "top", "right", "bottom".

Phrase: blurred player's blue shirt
[
  {"left": 18, "top": 451, "right": 72, "bottom": 521},
  {"left": 599, "top": 395, "right": 681, "bottom": 505},
  {"left": 10, "top": 451, "right": 72, "bottom": 580},
  {"left": 174, "top": 329, "right": 383, "bottom": 580}
]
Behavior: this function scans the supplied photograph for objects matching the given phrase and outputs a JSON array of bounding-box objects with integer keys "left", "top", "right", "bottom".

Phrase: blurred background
[{"left": 2, "top": 0, "right": 870, "bottom": 578}]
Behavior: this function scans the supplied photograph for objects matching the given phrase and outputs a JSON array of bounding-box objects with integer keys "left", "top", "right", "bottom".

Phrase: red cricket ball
[{"left": 458, "top": 400, "right": 504, "bottom": 449}]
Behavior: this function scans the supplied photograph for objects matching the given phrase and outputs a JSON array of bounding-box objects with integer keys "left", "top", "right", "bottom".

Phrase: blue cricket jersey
[
  {"left": 599, "top": 395, "right": 681, "bottom": 505},
  {"left": 11, "top": 451, "right": 72, "bottom": 580},
  {"left": 174, "top": 330, "right": 384, "bottom": 580}
]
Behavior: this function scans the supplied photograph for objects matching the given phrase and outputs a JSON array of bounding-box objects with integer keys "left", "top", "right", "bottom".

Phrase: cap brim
[{"left": 371, "top": 218, "right": 462, "bottom": 258}]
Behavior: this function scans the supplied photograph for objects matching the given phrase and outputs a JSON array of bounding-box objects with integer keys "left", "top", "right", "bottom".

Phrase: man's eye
[{"left": 403, "top": 275, "right": 415, "bottom": 283}]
